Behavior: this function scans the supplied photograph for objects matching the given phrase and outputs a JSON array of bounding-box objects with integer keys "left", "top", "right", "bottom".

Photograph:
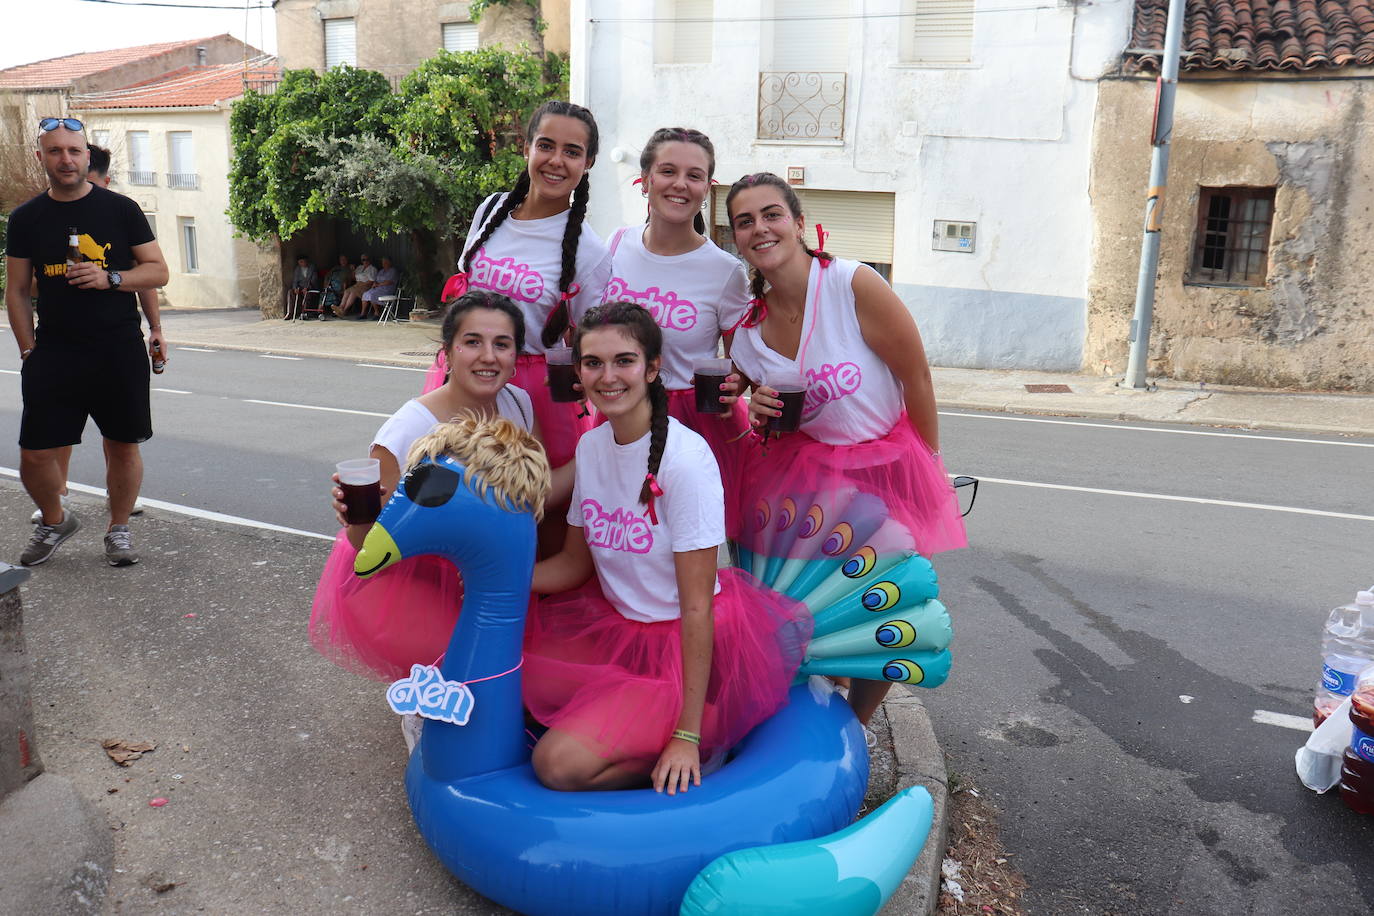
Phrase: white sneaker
[{"left": 30, "top": 494, "right": 72, "bottom": 524}]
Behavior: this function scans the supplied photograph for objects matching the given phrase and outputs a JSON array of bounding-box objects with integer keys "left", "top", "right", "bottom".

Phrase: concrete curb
[
  {"left": 879, "top": 691, "right": 949, "bottom": 915},
  {"left": 0, "top": 773, "right": 113, "bottom": 915},
  {"left": 166, "top": 334, "right": 437, "bottom": 369}
]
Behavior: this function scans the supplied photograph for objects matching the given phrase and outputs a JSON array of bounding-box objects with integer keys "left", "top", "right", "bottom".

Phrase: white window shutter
[
  {"left": 906, "top": 0, "right": 974, "bottom": 63},
  {"left": 442, "top": 22, "right": 479, "bottom": 53},
  {"left": 324, "top": 18, "right": 357, "bottom": 68},
  {"left": 772, "top": 0, "right": 848, "bottom": 71}
]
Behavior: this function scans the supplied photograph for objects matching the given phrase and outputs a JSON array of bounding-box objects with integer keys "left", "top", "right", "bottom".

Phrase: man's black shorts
[{"left": 19, "top": 338, "right": 152, "bottom": 449}]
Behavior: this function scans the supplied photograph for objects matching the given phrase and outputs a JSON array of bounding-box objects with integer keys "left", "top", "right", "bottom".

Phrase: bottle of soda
[
  {"left": 151, "top": 340, "right": 165, "bottom": 375},
  {"left": 65, "top": 227, "right": 84, "bottom": 268},
  {"left": 1315, "top": 591, "right": 1374, "bottom": 726},
  {"left": 1339, "top": 667, "right": 1374, "bottom": 815}
]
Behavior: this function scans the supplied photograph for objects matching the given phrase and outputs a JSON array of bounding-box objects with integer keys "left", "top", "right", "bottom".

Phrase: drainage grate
[{"left": 1024, "top": 383, "right": 1072, "bottom": 393}]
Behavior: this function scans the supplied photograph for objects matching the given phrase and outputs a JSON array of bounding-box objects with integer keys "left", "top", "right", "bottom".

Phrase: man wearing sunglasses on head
[{"left": 4, "top": 117, "right": 169, "bottom": 568}]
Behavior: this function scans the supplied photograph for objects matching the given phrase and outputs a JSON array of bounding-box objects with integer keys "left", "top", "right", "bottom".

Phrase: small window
[
  {"left": 167, "top": 131, "right": 198, "bottom": 189},
  {"left": 91, "top": 129, "right": 111, "bottom": 148},
  {"left": 655, "top": 0, "right": 713, "bottom": 64},
  {"left": 143, "top": 212, "right": 157, "bottom": 240},
  {"left": 178, "top": 217, "right": 199, "bottom": 273},
  {"left": 324, "top": 18, "right": 357, "bottom": 69},
  {"left": 442, "top": 21, "right": 479, "bottom": 53},
  {"left": 1188, "top": 187, "right": 1276, "bottom": 287},
  {"left": 127, "top": 130, "right": 154, "bottom": 186},
  {"left": 901, "top": 0, "right": 974, "bottom": 64}
]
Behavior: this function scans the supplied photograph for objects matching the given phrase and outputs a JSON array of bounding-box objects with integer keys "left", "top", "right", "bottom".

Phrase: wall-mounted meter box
[{"left": 932, "top": 220, "right": 976, "bottom": 253}]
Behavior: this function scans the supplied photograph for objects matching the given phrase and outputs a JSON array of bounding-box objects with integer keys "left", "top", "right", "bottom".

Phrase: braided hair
[
  {"left": 724, "top": 171, "right": 832, "bottom": 326},
  {"left": 573, "top": 301, "right": 670, "bottom": 514},
  {"left": 639, "top": 127, "right": 716, "bottom": 236}
]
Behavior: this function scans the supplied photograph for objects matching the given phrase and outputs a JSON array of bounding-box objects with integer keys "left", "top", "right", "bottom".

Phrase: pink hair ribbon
[
  {"left": 644, "top": 473, "right": 665, "bottom": 525},
  {"left": 440, "top": 271, "right": 469, "bottom": 302},
  {"left": 815, "top": 224, "right": 830, "bottom": 255}
]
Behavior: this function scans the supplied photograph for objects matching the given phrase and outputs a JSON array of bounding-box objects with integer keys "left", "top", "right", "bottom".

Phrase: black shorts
[{"left": 19, "top": 338, "right": 152, "bottom": 450}]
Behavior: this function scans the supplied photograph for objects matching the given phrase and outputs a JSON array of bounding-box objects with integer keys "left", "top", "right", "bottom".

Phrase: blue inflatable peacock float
[{"left": 355, "top": 416, "right": 953, "bottom": 916}]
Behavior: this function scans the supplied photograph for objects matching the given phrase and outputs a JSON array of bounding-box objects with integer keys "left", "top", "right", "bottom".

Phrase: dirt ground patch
[{"left": 937, "top": 778, "right": 1029, "bottom": 916}]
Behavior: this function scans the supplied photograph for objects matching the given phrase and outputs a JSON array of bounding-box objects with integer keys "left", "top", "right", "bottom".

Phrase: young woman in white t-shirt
[
  {"left": 724, "top": 171, "right": 968, "bottom": 725},
  {"left": 423, "top": 100, "right": 612, "bottom": 471},
  {"left": 602, "top": 127, "right": 751, "bottom": 536},
  {"left": 522, "top": 302, "right": 811, "bottom": 794},
  {"left": 311, "top": 291, "right": 572, "bottom": 680}
]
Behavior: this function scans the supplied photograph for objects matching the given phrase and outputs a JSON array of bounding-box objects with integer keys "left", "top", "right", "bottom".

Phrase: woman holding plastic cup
[
  {"left": 601, "top": 127, "right": 752, "bottom": 535},
  {"left": 724, "top": 172, "right": 968, "bottom": 725},
  {"left": 310, "top": 291, "right": 572, "bottom": 682}
]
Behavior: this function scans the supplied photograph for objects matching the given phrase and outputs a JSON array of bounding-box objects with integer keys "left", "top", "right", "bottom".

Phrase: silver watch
[{"left": 107, "top": 270, "right": 122, "bottom": 290}]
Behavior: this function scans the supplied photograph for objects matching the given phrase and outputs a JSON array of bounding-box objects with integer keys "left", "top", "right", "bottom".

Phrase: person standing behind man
[{"left": 4, "top": 118, "right": 169, "bottom": 567}]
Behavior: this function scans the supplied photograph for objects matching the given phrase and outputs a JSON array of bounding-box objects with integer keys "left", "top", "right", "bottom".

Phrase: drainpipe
[{"left": 1122, "top": 0, "right": 1186, "bottom": 389}]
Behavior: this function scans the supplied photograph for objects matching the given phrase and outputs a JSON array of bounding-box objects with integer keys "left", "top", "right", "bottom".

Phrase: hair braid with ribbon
[
  {"left": 540, "top": 170, "right": 591, "bottom": 348},
  {"left": 725, "top": 172, "right": 832, "bottom": 328},
  {"left": 462, "top": 173, "right": 529, "bottom": 277}
]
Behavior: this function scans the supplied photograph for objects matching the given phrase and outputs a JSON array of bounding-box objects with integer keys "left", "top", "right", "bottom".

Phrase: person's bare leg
[
  {"left": 847, "top": 678, "right": 893, "bottom": 726},
  {"left": 20, "top": 447, "right": 69, "bottom": 525},
  {"left": 103, "top": 440, "right": 143, "bottom": 528},
  {"left": 532, "top": 730, "right": 652, "bottom": 792},
  {"left": 55, "top": 446, "right": 71, "bottom": 497}
]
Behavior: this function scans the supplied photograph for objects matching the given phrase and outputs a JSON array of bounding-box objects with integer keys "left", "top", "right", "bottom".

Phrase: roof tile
[
  {"left": 69, "top": 62, "right": 280, "bottom": 110},
  {"left": 0, "top": 37, "right": 228, "bottom": 89},
  {"left": 1126, "top": 0, "right": 1374, "bottom": 69}
]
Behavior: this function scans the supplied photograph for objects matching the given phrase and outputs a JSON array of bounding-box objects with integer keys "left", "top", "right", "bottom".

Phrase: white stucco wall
[
  {"left": 572, "top": 0, "right": 1134, "bottom": 370},
  {"left": 70, "top": 105, "right": 254, "bottom": 309}
]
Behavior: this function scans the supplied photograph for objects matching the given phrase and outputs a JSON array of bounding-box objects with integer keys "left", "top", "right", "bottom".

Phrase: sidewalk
[{"left": 163, "top": 308, "right": 1374, "bottom": 439}]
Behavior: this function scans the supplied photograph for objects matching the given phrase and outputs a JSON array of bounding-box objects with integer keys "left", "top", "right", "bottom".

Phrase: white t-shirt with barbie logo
[
  {"left": 566, "top": 418, "right": 724, "bottom": 623},
  {"left": 602, "top": 225, "right": 751, "bottom": 390},
  {"left": 461, "top": 192, "right": 612, "bottom": 356}
]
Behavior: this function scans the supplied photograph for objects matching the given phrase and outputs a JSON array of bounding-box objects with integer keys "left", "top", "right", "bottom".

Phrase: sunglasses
[{"left": 39, "top": 117, "right": 85, "bottom": 133}]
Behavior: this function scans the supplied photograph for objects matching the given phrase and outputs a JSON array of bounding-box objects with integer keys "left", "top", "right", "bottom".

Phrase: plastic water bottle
[
  {"left": 1315, "top": 591, "right": 1374, "bottom": 726},
  {"left": 1339, "top": 666, "right": 1374, "bottom": 814}
]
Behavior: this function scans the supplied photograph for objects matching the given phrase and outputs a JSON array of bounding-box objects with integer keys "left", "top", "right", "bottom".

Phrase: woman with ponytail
[
  {"left": 725, "top": 172, "right": 968, "bottom": 726},
  {"left": 600, "top": 127, "right": 752, "bottom": 536},
  {"left": 522, "top": 302, "right": 810, "bottom": 794},
  {"left": 424, "top": 101, "right": 612, "bottom": 471}
]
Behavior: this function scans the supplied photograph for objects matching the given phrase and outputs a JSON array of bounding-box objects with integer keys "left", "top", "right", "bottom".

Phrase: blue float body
[{"left": 406, "top": 680, "right": 868, "bottom": 916}]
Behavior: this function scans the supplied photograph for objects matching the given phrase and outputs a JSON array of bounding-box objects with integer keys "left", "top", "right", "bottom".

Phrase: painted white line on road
[
  {"left": 176, "top": 346, "right": 217, "bottom": 352},
  {"left": 260, "top": 354, "right": 303, "bottom": 361},
  {"left": 244, "top": 398, "right": 390, "bottom": 418},
  {"left": 0, "top": 369, "right": 18, "bottom": 375},
  {"left": 973, "top": 476, "right": 1374, "bottom": 522},
  {"left": 940, "top": 410, "right": 1374, "bottom": 448},
  {"left": 153, "top": 387, "right": 192, "bottom": 394},
  {"left": 356, "top": 363, "right": 428, "bottom": 373},
  {"left": 1253, "top": 710, "right": 1313, "bottom": 732},
  {"left": 0, "top": 467, "right": 334, "bottom": 541}
]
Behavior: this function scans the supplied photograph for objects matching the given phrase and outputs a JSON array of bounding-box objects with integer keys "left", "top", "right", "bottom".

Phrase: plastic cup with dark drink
[
  {"left": 336, "top": 458, "right": 382, "bottom": 525},
  {"left": 693, "top": 358, "right": 734, "bottom": 414},
  {"left": 546, "top": 346, "right": 580, "bottom": 403},
  {"left": 766, "top": 371, "right": 807, "bottom": 434}
]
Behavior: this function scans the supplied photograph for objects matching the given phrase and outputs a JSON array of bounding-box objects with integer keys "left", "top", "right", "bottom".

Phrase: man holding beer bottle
[{"left": 4, "top": 118, "right": 169, "bottom": 567}]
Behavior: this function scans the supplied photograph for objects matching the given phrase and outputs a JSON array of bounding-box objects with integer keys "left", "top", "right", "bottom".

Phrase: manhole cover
[
  {"left": 1024, "top": 383, "right": 1072, "bottom": 393},
  {"left": 401, "top": 350, "right": 436, "bottom": 357}
]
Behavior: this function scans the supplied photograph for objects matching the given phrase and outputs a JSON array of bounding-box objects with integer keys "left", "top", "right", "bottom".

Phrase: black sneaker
[{"left": 20, "top": 510, "right": 81, "bottom": 566}]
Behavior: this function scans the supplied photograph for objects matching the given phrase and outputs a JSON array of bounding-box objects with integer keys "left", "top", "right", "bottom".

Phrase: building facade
[
  {"left": 1086, "top": 0, "right": 1374, "bottom": 390},
  {"left": 572, "top": 0, "right": 1135, "bottom": 371}
]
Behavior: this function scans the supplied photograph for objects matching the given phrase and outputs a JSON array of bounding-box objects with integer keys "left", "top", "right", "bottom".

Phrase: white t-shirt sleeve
[
  {"left": 500, "top": 384, "right": 535, "bottom": 432},
  {"left": 371, "top": 400, "right": 437, "bottom": 467},
  {"left": 716, "top": 258, "right": 752, "bottom": 334},
  {"left": 660, "top": 431, "right": 725, "bottom": 552},
  {"left": 572, "top": 237, "right": 613, "bottom": 324}
]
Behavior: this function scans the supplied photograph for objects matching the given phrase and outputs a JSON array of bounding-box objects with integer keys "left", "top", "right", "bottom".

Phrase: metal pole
[{"left": 1123, "top": 0, "right": 1187, "bottom": 389}]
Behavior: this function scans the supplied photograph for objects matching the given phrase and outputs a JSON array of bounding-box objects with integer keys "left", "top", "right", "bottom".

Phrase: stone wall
[{"left": 1086, "top": 76, "right": 1374, "bottom": 390}]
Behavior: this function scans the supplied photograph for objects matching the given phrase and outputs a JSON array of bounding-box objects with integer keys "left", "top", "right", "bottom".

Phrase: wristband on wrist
[
  {"left": 671, "top": 729, "right": 701, "bottom": 745},
  {"left": 20, "top": 348, "right": 33, "bottom": 359},
  {"left": 148, "top": 325, "right": 160, "bottom": 331}
]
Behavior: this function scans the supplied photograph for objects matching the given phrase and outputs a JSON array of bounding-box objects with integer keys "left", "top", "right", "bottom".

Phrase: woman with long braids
[
  {"left": 424, "top": 100, "right": 612, "bottom": 471},
  {"left": 522, "top": 303, "right": 811, "bottom": 794},
  {"left": 725, "top": 172, "right": 968, "bottom": 726},
  {"left": 601, "top": 127, "right": 751, "bottom": 535}
]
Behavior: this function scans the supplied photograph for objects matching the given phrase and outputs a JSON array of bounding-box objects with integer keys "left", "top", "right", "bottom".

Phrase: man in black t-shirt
[{"left": 4, "top": 119, "right": 169, "bottom": 567}]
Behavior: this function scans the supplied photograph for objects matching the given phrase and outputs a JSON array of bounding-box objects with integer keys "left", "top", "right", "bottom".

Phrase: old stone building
[{"left": 1087, "top": 0, "right": 1374, "bottom": 390}]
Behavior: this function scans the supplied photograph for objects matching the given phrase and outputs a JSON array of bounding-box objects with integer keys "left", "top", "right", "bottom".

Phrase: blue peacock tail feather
[{"left": 735, "top": 492, "right": 953, "bottom": 690}]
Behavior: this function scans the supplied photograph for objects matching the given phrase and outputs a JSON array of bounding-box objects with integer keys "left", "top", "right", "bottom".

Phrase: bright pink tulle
[
  {"left": 309, "top": 531, "right": 463, "bottom": 681},
  {"left": 665, "top": 388, "right": 748, "bottom": 539},
  {"left": 734, "top": 416, "right": 968, "bottom": 559},
  {"left": 522, "top": 569, "right": 812, "bottom": 763}
]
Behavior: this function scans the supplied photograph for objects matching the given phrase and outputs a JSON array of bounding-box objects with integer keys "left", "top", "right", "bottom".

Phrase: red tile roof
[
  {"left": 1126, "top": 0, "right": 1374, "bottom": 71},
  {"left": 70, "top": 62, "right": 279, "bottom": 110},
  {"left": 0, "top": 36, "right": 231, "bottom": 89}
]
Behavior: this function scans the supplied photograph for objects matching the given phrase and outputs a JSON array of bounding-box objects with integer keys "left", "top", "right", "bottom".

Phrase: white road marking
[
  {"left": 244, "top": 398, "right": 390, "bottom": 418},
  {"left": 176, "top": 346, "right": 217, "bottom": 352},
  {"left": 260, "top": 354, "right": 303, "bottom": 361},
  {"left": 0, "top": 369, "right": 18, "bottom": 375},
  {"left": 971, "top": 476, "right": 1374, "bottom": 522},
  {"left": 153, "top": 387, "right": 192, "bottom": 394},
  {"left": 0, "top": 467, "right": 333, "bottom": 541},
  {"left": 1252, "top": 710, "right": 1314, "bottom": 732},
  {"left": 356, "top": 363, "right": 427, "bottom": 373},
  {"left": 940, "top": 410, "right": 1374, "bottom": 448}
]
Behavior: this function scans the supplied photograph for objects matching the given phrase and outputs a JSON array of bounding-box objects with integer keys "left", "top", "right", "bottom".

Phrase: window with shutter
[
  {"left": 770, "top": 0, "right": 848, "bottom": 71},
  {"left": 127, "top": 131, "right": 154, "bottom": 186},
  {"left": 655, "top": 0, "right": 713, "bottom": 64},
  {"left": 901, "top": 0, "right": 974, "bottom": 64},
  {"left": 712, "top": 187, "right": 895, "bottom": 272},
  {"left": 442, "top": 22, "right": 479, "bottom": 53},
  {"left": 324, "top": 18, "right": 357, "bottom": 69}
]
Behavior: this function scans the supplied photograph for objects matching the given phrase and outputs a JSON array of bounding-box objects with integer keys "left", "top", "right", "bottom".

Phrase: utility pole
[{"left": 1123, "top": 0, "right": 1187, "bottom": 389}]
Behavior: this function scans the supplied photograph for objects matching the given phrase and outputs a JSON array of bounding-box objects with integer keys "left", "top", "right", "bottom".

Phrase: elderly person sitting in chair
[
  {"left": 338, "top": 254, "right": 376, "bottom": 317},
  {"left": 358, "top": 256, "right": 399, "bottom": 320}
]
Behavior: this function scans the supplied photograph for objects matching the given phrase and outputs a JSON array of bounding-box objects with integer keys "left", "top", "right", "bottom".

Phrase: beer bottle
[
  {"left": 151, "top": 340, "right": 166, "bottom": 375},
  {"left": 65, "top": 227, "right": 84, "bottom": 267}
]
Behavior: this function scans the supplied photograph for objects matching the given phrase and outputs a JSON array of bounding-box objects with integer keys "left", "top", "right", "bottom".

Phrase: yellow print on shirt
[{"left": 42, "top": 234, "right": 110, "bottom": 276}]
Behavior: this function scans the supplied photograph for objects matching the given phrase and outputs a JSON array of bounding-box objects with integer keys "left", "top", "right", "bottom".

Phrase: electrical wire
[
  {"left": 590, "top": 5, "right": 1100, "bottom": 24},
  {"left": 74, "top": 0, "right": 271, "bottom": 9}
]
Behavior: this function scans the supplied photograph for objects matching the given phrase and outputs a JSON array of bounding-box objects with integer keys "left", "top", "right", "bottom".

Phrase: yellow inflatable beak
[{"left": 354, "top": 524, "right": 401, "bottom": 578}]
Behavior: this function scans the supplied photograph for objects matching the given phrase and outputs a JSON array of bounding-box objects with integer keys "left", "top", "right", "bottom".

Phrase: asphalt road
[{"left": 2, "top": 335, "right": 1372, "bottom": 914}]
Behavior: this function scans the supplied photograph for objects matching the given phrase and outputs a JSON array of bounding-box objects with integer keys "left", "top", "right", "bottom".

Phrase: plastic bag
[{"left": 1296, "top": 697, "right": 1352, "bottom": 793}]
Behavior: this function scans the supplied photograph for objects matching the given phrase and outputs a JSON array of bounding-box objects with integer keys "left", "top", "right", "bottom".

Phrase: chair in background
[{"left": 376, "top": 279, "right": 414, "bottom": 325}]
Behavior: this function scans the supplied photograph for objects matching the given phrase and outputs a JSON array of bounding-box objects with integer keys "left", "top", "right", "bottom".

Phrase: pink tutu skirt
[
  {"left": 735, "top": 415, "right": 968, "bottom": 560},
  {"left": 422, "top": 351, "right": 590, "bottom": 468},
  {"left": 522, "top": 569, "right": 812, "bottom": 763},
  {"left": 309, "top": 530, "right": 463, "bottom": 681}
]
